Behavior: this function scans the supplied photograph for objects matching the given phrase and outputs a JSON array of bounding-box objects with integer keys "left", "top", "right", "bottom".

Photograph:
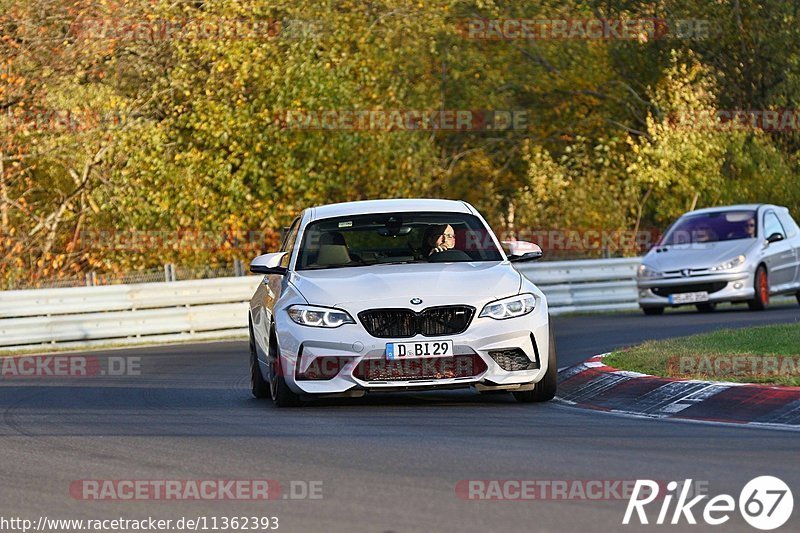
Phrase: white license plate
[
  {"left": 386, "top": 340, "right": 453, "bottom": 359},
  {"left": 669, "top": 291, "right": 709, "bottom": 304}
]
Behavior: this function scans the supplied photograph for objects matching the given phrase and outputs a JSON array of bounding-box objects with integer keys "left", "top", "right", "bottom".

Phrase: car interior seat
[{"left": 316, "top": 231, "right": 352, "bottom": 266}]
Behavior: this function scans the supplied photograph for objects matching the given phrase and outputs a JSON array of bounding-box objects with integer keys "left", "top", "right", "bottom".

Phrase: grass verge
[{"left": 604, "top": 322, "right": 800, "bottom": 386}]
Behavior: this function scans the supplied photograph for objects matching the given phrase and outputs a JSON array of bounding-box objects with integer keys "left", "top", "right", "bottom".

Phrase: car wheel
[
  {"left": 747, "top": 266, "right": 769, "bottom": 311},
  {"left": 796, "top": 292, "right": 800, "bottom": 306},
  {"left": 513, "top": 323, "right": 557, "bottom": 403},
  {"left": 696, "top": 303, "right": 716, "bottom": 313},
  {"left": 641, "top": 306, "right": 664, "bottom": 316},
  {"left": 268, "top": 328, "right": 301, "bottom": 407},
  {"left": 249, "top": 323, "right": 270, "bottom": 399}
]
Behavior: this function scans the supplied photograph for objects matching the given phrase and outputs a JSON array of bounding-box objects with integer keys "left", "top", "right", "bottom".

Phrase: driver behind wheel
[{"left": 422, "top": 224, "right": 456, "bottom": 256}]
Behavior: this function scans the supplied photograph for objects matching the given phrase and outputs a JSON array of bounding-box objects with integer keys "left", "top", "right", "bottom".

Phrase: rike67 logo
[{"left": 624, "top": 476, "right": 793, "bottom": 530}]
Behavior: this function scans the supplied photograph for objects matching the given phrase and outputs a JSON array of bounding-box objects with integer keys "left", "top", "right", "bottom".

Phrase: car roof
[
  {"left": 683, "top": 204, "right": 784, "bottom": 216},
  {"left": 309, "top": 198, "right": 473, "bottom": 221}
]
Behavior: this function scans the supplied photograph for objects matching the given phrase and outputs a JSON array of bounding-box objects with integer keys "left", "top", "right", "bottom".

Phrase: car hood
[
  {"left": 643, "top": 239, "right": 757, "bottom": 271},
  {"left": 289, "top": 262, "right": 522, "bottom": 306}
]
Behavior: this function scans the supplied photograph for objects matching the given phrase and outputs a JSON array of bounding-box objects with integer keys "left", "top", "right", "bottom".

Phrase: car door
[
  {"left": 777, "top": 208, "right": 800, "bottom": 287},
  {"left": 761, "top": 209, "right": 795, "bottom": 291}
]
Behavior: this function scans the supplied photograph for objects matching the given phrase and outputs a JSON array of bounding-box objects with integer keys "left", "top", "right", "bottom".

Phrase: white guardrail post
[{"left": 0, "top": 257, "right": 642, "bottom": 350}]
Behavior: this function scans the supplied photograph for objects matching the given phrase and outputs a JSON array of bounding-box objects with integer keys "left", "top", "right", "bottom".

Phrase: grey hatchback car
[{"left": 637, "top": 204, "right": 800, "bottom": 314}]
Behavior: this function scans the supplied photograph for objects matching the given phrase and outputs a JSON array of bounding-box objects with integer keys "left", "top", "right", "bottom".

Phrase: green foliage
[{"left": 2, "top": 0, "right": 800, "bottom": 285}]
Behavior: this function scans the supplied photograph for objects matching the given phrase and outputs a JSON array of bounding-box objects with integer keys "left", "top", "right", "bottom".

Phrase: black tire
[
  {"left": 513, "top": 322, "right": 557, "bottom": 403},
  {"left": 747, "top": 266, "right": 769, "bottom": 311},
  {"left": 796, "top": 292, "right": 800, "bottom": 306},
  {"left": 267, "top": 328, "right": 301, "bottom": 407},
  {"left": 249, "top": 322, "right": 270, "bottom": 399},
  {"left": 641, "top": 306, "right": 665, "bottom": 316},
  {"left": 696, "top": 303, "right": 716, "bottom": 313}
]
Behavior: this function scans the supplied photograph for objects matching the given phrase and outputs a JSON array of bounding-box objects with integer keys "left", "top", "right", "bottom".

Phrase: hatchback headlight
[
  {"left": 637, "top": 264, "right": 663, "bottom": 279},
  {"left": 287, "top": 305, "right": 355, "bottom": 328},
  {"left": 709, "top": 254, "right": 746, "bottom": 272},
  {"left": 479, "top": 294, "right": 536, "bottom": 320}
]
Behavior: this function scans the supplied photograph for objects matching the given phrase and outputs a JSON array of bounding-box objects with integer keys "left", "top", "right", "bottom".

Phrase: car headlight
[
  {"left": 479, "top": 294, "right": 536, "bottom": 320},
  {"left": 287, "top": 305, "right": 355, "bottom": 328},
  {"left": 637, "top": 264, "right": 663, "bottom": 279},
  {"left": 709, "top": 254, "right": 746, "bottom": 272}
]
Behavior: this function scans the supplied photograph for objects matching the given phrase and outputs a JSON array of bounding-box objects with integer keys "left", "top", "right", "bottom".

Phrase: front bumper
[
  {"left": 637, "top": 270, "right": 754, "bottom": 307},
  {"left": 265, "top": 299, "right": 550, "bottom": 395}
]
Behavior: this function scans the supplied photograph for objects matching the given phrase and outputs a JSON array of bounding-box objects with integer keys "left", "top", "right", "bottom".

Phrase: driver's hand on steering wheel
[{"left": 429, "top": 243, "right": 454, "bottom": 255}]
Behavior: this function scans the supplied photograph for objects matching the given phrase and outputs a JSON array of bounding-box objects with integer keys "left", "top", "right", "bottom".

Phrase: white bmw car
[{"left": 247, "top": 199, "right": 556, "bottom": 406}]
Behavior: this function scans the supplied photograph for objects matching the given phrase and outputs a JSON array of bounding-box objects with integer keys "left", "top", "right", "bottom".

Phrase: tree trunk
[{"left": 0, "top": 150, "right": 8, "bottom": 234}]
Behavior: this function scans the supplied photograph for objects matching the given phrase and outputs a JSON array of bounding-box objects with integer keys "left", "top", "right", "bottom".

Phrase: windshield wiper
[
  {"left": 369, "top": 260, "right": 426, "bottom": 266},
  {"left": 301, "top": 263, "right": 369, "bottom": 271}
]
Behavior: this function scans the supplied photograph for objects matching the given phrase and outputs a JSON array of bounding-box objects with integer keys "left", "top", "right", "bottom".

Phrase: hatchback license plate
[
  {"left": 386, "top": 340, "right": 453, "bottom": 359},
  {"left": 669, "top": 291, "right": 709, "bottom": 304}
]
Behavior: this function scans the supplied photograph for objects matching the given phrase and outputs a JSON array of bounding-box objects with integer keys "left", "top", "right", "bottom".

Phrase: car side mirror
[
  {"left": 250, "top": 252, "right": 288, "bottom": 275},
  {"left": 766, "top": 232, "right": 785, "bottom": 244},
  {"left": 509, "top": 251, "right": 543, "bottom": 263},
  {"left": 502, "top": 241, "right": 543, "bottom": 262}
]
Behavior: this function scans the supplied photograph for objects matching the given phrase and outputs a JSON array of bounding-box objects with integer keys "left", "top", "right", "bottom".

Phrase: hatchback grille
[
  {"left": 652, "top": 282, "right": 727, "bottom": 297},
  {"left": 358, "top": 306, "right": 475, "bottom": 338},
  {"left": 488, "top": 348, "right": 539, "bottom": 371},
  {"left": 352, "top": 354, "right": 487, "bottom": 381}
]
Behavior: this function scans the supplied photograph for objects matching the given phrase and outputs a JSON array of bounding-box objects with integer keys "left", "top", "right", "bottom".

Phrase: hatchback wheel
[
  {"left": 641, "top": 306, "right": 664, "bottom": 316},
  {"left": 748, "top": 266, "right": 769, "bottom": 311}
]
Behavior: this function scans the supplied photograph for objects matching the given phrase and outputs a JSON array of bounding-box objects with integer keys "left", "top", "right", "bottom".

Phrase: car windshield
[
  {"left": 296, "top": 212, "right": 503, "bottom": 270},
  {"left": 660, "top": 210, "right": 758, "bottom": 245}
]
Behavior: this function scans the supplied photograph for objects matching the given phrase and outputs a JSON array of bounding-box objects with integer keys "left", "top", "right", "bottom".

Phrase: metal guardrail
[
  {"left": 1, "top": 277, "right": 262, "bottom": 351},
  {"left": 516, "top": 257, "right": 641, "bottom": 315},
  {"left": 0, "top": 258, "right": 642, "bottom": 350}
]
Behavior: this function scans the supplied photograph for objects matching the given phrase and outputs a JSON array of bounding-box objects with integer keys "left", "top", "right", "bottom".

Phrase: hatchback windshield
[
  {"left": 296, "top": 212, "right": 503, "bottom": 270},
  {"left": 660, "top": 210, "right": 758, "bottom": 245}
]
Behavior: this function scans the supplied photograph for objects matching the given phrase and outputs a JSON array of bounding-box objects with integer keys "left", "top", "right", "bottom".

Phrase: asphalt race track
[{"left": 1, "top": 304, "right": 799, "bottom": 533}]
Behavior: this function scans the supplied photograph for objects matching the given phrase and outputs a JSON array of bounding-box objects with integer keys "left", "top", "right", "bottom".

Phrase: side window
[
  {"left": 777, "top": 210, "right": 799, "bottom": 238},
  {"left": 763, "top": 211, "right": 786, "bottom": 239},
  {"left": 280, "top": 218, "right": 301, "bottom": 268}
]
